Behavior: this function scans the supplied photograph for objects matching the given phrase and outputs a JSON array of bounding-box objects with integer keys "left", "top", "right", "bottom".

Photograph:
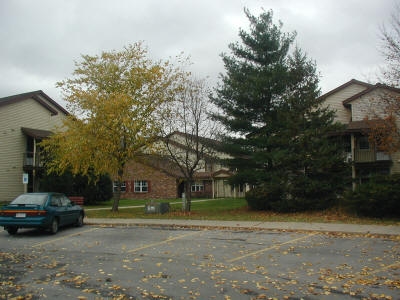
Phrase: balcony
[
  {"left": 23, "top": 152, "right": 43, "bottom": 169},
  {"left": 354, "top": 150, "right": 391, "bottom": 163}
]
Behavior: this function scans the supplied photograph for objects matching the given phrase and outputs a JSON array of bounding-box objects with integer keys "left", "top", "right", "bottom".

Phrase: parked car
[{"left": 0, "top": 193, "right": 84, "bottom": 235}]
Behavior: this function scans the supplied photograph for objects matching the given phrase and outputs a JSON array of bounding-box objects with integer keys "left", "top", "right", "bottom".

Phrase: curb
[{"left": 84, "top": 218, "right": 400, "bottom": 237}]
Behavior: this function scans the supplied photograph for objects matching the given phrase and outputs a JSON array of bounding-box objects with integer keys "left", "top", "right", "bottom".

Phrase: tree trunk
[
  {"left": 112, "top": 186, "right": 120, "bottom": 212},
  {"left": 184, "top": 181, "right": 192, "bottom": 212},
  {"left": 112, "top": 168, "right": 124, "bottom": 212}
]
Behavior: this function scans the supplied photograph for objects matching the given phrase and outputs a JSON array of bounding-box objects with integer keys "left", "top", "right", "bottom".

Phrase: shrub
[
  {"left": 343, "top": 174, "right": 400, "bottom": 218},
  {"left": 73, "top": 174, "right": 113, "bottom": 204},
  {"left": 288, "top": 175, "right": 339, "bottom": 211},
  {"left": 245, "top": 183, "right": 284, "bottom": 211},
  {"left": 246, "top": 174, "right": 340, "bottom": 213},
  {"left": 39, "top": 171, "right": 113, "bottom": 204}
]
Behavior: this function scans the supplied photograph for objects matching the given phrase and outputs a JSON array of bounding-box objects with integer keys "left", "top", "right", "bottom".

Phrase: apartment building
[
  {"left": 0, "top": 91, "right": 68, "bottom": 201},
  {"left": 116, "top": 131, "right": 245, "bottom": 199},
  {"left": 319, "top": 79, "right": 400, "bottom": 185}
]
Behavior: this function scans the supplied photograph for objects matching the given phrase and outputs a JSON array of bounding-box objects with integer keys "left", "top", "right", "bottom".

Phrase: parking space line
[
  {"left": 227, "top": 232, "right": 318, "bottom": 263},
  {"left": 127, "top": 231, "right": 202, "bottom": 253},
  {"left": 32, "top": 227, "right": 100, "bottom": 248}
]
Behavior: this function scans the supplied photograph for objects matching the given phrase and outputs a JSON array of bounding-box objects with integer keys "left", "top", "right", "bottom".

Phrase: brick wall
[
  {"left": 121, "top": 161, "right": 178, "bottom": 199},
  {"left": 190, "top": 180, "right": 213, "bottom": 198}
]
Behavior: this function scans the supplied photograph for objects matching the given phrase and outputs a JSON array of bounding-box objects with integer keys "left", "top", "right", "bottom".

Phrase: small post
[{"left": 22, "top": 173, "right": 29, "bottom": 193}]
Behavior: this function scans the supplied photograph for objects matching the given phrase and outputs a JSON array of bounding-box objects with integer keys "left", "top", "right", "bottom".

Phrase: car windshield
[{"left": 10, "top": 194, "right": 48, "bottom": 206}]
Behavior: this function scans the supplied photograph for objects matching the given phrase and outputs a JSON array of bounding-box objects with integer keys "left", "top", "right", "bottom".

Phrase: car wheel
[
  {"left": 7, "top": 227, "right": 18, "bottom": 235},
  {"left": 76, "top": 213, "right": 84, "bottom": 227},
  {"left": 50, "top": 218, "right": 59, "bottom": 234}
]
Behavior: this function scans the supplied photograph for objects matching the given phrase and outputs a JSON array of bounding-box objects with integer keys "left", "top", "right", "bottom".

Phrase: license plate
[{"left": 15, "top": 213, "right": 26, "bottom": 218}]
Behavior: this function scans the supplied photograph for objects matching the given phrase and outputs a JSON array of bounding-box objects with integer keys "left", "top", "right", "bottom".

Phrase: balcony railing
[
  {"left": 376, "top": 152, "right": 390, "bottom": 161},
  {"left": 354, "top": 150, "right": 391, "bottom": 163},
  {"left": 23, "top": 152, "right": 43, "bottom": 168}
]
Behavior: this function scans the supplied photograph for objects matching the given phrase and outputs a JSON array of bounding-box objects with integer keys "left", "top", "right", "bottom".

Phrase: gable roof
[
  {"left": 342, "top": 82, "right": 400, "bottom": 107},
  {"left": 139, "top": 154, "right": 184, "bottom": 178},
  {"left": 212, "top": 169, "right": 233, "bottom": 177},
  {"left": 163, "top": 131, "right": 223, "bottom": 160},
  {"left": 166, "top": 131, "right": 222, "bottom": 148},
  {"left": 317, "top": 79, "right": 373, "bottom": 101},
  {"left": 135, "top": 153, "right": 230, "bottom": 180},
  {"left": 0, "top": 90, "right": 69, "bottom": 116}
]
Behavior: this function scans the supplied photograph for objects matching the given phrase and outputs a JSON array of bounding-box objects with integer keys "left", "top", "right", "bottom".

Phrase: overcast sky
[{"left": 0, "top": 0, "right": 396, "bottom": 108}]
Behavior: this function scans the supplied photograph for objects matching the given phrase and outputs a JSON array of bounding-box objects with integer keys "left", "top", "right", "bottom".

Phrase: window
[
  {"left": 50, "top": 197, "right": 61, "bottom": 207},
  {"left": 113, "top": 181, "right": 126, "bottom": 192},
  {"left": 191, "top": 182, "right": 204, "bottom": 192},
  {"left": 134, "top": 180, "right": 148, "bottom": 192},
  {"left": 61, "top": 195, "right": 71, "bottom": 207},
  {"left": 359, "top": 136, "right": 370, "bottom": 150},
  {"left": 12, "top": 194, "right": 47, "bottom": 206}
]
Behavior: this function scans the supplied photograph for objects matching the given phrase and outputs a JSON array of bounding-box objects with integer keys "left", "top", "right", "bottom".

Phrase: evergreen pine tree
[{"left": 211, "top": 9, "right": 348, "bottom": 211}]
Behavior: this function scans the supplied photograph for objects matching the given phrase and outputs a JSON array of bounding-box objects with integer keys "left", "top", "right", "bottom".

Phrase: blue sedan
[{"left": 0, "top": 193, "right": 84, "bottom": 235}]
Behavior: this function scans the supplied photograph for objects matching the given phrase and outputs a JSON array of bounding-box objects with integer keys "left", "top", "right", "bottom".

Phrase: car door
[
  {"left": 49, "top": 194, "right": 67, "bottom": 225},
  {"left": 60, "top": 195, "right": 76, "bottom": 225},
  {"left": 52, "top": 194, "right": 69, "bottom": 226},
  {"left": 51, "top": 194, "right": 66, "bottom": 226}
]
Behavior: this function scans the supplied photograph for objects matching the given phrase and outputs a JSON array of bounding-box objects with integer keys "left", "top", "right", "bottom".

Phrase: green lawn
[{"left": 84, "top": 198, "right": 400, "bottom": 225}]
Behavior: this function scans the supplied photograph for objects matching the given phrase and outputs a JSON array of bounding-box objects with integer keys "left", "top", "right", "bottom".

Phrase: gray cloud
[{"left": 0, "top": 0, "right": 394, "bottom": 107}]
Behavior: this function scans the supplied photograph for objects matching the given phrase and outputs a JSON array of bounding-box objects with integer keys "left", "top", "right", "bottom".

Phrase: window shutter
[
  {"left": 147, "top": 181, "right": 151, "bottom": 193},
  {"left": 131, "top": 180, "right": 135, "bottom": 193}
]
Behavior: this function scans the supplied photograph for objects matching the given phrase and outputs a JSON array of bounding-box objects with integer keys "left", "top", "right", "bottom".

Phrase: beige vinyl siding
[
  {"left": 350, "top": 89, "right": 400, "bottom": 175},
  {"left": 212, "top": 177, "right": 245, "bottom": 198},
  {"left": 213, "top": 179, "right": 229, "bottom": 198},
  {"left": 0, "top": 98, "right": 66, "bottom": 202},
  {"left": 390, "top": 152, "right": 400, "bottom": 174},
  {"left": 351, "top": 89, "right": 396, "bottom": 121},
  {"left": 0, "top": 131, "right": 22, "bottom": 202},
  {"left": 35, "top": 93, "right": 66, "bottom": 114},
  {"left": 1, "top": 98, "right": 65, "bottom": 130},
  {"left": 322, "top": 83, "right": 368, "bottom": 124},
  {"left": 390, "top": 118, "right": 400, "bottom": 174}
]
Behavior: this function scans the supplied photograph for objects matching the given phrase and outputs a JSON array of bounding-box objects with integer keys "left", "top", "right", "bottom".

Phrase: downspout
[
  {"left": 351, "top": 134, "right": 356, "bottom": 191},
  {"left": 33, "top": 138, "right": 36, "bottom": 192},
  {"left": 212, "top": 178, "right": 215, "bottom": 199}
]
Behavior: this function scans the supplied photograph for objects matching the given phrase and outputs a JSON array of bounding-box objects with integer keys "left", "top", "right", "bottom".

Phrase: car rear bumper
[{"left": 0, "top": 216, "right": 50, "bottom": 228}]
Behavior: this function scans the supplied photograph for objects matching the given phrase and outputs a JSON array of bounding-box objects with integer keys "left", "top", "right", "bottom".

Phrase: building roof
[
  {"left": 165, "top": 131, "right": 222, "bottom": 149},
  {"left": 318, "top": 79, "right": 400, "bottom": 110},
  {"left": 21, "top": 127, "right": 53, "bottom": 139},
  {"left": 317, "top": 79, "right": 373, "bottom": 101},
  {"left": 138, "top": 154, "right": 230, "bottom": 180},
  {"left": 0, "top": 90, "right": 69, "bottom": 116},
  {"left": 345, "top": 119, "right": 388, "bottom": 133},
  {"left": 212, "top": 169, "right": 233, "bottom": 177},
  {"left": 342, "top": 83, "right": 400, "bottom": 107}
]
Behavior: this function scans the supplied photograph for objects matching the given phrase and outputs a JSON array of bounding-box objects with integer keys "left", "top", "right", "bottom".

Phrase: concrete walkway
[{"left": 84, "top": 217, "right": 400, "bottom": 236}]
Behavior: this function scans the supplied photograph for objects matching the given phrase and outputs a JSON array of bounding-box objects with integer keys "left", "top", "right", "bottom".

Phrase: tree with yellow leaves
[{"left": 42, "top": 43, "right": 188, "bottom": 211}]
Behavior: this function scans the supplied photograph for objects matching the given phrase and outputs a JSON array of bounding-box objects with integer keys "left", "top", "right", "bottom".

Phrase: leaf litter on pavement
[{"left": 0, "top": 230, "right": 399, "bottom": 300}]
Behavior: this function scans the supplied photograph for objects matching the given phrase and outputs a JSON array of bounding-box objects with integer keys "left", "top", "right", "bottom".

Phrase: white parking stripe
[
  {"left": 127, "top": 230, "right": 202, "bottom": 253},
  {"left": 227, "top": 232, "right": 318, "bottom": 263}
]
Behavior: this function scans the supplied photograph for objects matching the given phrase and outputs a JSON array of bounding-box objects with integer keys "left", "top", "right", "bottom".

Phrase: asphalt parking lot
[{"left": 0, "top": 225, "right": 399, "bottom": 300}]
